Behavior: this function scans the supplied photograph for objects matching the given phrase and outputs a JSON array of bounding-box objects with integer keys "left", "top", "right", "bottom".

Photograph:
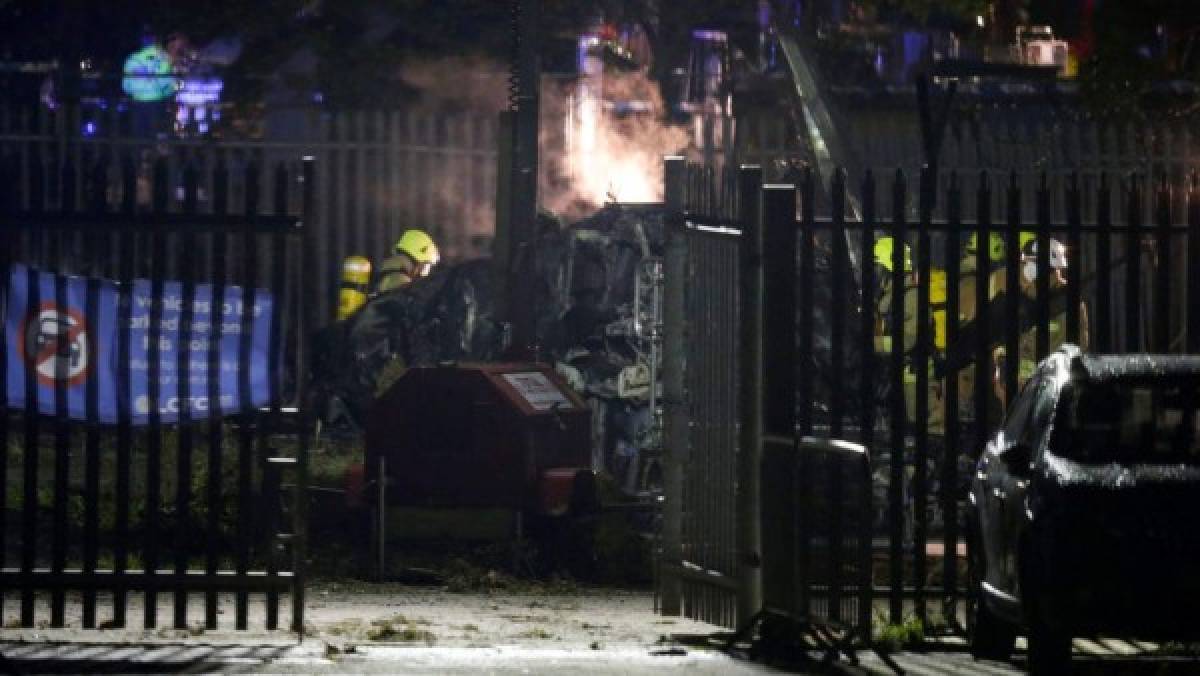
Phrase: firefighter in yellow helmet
[
  {"left": 872, "top": 236, "right": 916, "bottom": 355},
  {"left": 336, "top": 255, "right": 373, "bottom": 321},
  {"left": 991, "top": 236, "right": 1089, "bottom": 407},
  {"left": 377, "top": 229, "right": 440, "bottom": 293}
]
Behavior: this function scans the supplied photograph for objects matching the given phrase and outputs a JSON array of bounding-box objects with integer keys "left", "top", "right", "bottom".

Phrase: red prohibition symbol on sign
[{"left": 17, "top": 302, "right": 92, "bottom": 389}]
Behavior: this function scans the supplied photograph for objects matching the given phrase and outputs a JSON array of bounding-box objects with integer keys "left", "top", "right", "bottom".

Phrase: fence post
[
  {"left": 829, "top": 169, "right": 849, "bottom": 624},
  {"left": 797, "top": 167, "right": 816, "bottom": 618},
  {"left": 0, "top": 154, "right": 10, "bottom": 626},
  {"left": 1003, "top": 172, "right": 1020, "bottom": 408},
  {"left": 1035, "top": 172, "right": 1051, "bottom": 362},
  {"left": 858, "top": 170, "right": 879, "bottom": 640},
  {"left": 942, "top": 171, "right": 962, "bottom": 628},
  {"left": 659, "top": 156, "right": 687, "bottom": 616},
  {"left": 887, "top": 169, "right": 907, "bottom": 624},
  {"left": 913, "top": 165, "right": 934, "bottom": 626},
  {"left": 1066, "top": 173, "right": 1083, "bottom": 346},
  {"left": 1125, "top": 175, "right": 1143, "bottom": 352},
  {"left": 1189, "top": 172, "right": 1200, "bottom": 354},
  {"left": 736, "top": 166, "right": 766, "bottom": 625},
  {"left": 1154, "top": 176, "right": 1171, "bottom": 353}
]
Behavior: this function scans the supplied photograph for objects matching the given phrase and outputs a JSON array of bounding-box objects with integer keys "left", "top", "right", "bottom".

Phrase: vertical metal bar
[
  {"left": 659, "top": 156, "right": 686, "bottom": 617},
  {"left": 353, "top": 113, "right": 367, "bottom": 258},
  {"left": 830, "top": 170, "right": 847, "bottom": 440},
  {"left": 737, "top": 166, "right": 765, "bottom": 625},
  {"left": 942, "top": 172, "right": 962, "bottom": 625},
  {"left": 20, "top": 146, "right": 45, "bottom": 628},
  {"left": 206, "top": 156, "right": 228, "bottom": 630},
  {"left": 293, "top": 157, "right": 316, "bottom": 635},
  {"left": 236, "top": 162, "right": 260, "bottom": 630},
  {"left": 797, "top": 167, "right": 816, "bottom": 619},
  {"left": 328, "top": 115, "right": 345, "bottom": 316},
  {"left": 857, "top": 172, "right": 877, "bottom": 641},
  {"left": 0, "top": 153, "right": 11, "bottom": 624},
  {"left": 1126, "top": 175, "right": 1142, "bottom": 352},
  {"left": 888, "top": 169, "right": 906, "bottom": 624},
  {"left": 1066, "top": 174, "right": 1083, "bottom": 346},
  {"left": 1035, "top": 173, "right": 1050, "bottom": 362},
  {"left": 296, "top": 155, "right": 316, "bottom": 406},
  {"left": 373, "top": 111, "right": 387, "bottom": 262},
  {"left": 798, "top": 168, "right": 816, "bottom": 437},
  {"left": 114, "top": 154, "right": 136, "bottom": 628},
  {"left": 1096, "top": 173, "right": 1113, "bottom": 352},
  {"left": 830, "top": 170, "right": 849, "bottom": 623},
  {"left": 173, "top": 160, "right": 199, "bottom": 629},
  {"left": 265, "top": 163, "right": 289, "bottom": 631},
  {"left": 1189, "top": 172, "right": 1200, "bottom": 354},
  {"left": 49, "top": 157, "right": 73, "bottom": 629},
  {"left": 145, "top": 156, "right": 169, "bottom": 629},
  {"left": 913, "top": 165, "right": 933, "bottom": 626},
  {"left": 1003, "top": 173, "right": 1020, "bottom": 409},
  {"left": 722, "top": 225, "right": 732, "bottom": 620},
  {"left": 974, "top": 172, "right": 993, "bottom": 496},
  {"left": 1154, "top": 177, "right": 1171, "bottom": 353},
  {"left": 82, "top": 157, "right": 106, "bottom": 629},
  {"left": 20, "top": 258, "right": 38, "bottom": 628}
]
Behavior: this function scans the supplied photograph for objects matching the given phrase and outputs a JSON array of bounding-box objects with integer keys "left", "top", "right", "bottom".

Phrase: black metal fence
[
  {"left": 0, "top": 150, "right": 310, "bottom": 631},
  {"left": 659, "top": 156, "right": 1200, "bottom": 641}
]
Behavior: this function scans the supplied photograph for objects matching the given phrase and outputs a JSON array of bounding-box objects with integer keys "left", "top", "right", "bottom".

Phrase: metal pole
[
  {"left": 507, "top": 0, "right": 541, "bottom": 356},
  {"left": 737, "top": 167, "right": 766, "bottom": 624},
  {"left": 493, "top": 111, "right": 514, "bottom": 328},
  {"left": 660, "top": 156, "right": 687, "bottom": 616},
  {"left": 377, "top": 456, "right": 386, "bottom": 581}
]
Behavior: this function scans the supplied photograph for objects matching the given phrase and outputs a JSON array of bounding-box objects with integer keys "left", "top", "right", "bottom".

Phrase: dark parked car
[{"left": 967, "top": 345, "right": 1200, "bottom": 673}]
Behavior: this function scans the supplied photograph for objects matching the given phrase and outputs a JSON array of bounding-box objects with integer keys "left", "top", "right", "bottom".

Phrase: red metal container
[{"left": 365, "top": 363, "right": 595, "bottom": 539}]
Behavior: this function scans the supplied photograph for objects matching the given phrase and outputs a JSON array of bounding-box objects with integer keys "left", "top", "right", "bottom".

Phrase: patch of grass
[
  {"left": 366, "top": 616, "right": 436, "bottom": 644},
  {"left": 515, "top": 627, "right": 555, "bottom": 640},
  {"left": 875, "top": 614, "right": 925, "bottom": 652}
]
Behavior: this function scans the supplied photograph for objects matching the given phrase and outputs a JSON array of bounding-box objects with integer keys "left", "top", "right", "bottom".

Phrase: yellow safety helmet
[
  {"left": 873, "top": 237, "right": 913, "bottom": 274},
  {"left": 336, "top": 255, "right": 372, "bottom": 321},
  {"left": 966, "top": 231, "right": 1038, "bottom": 263},
  {"left": 1018, "top": 231, "right": 1038, "bottom": 253},
  {"left": 394, "top": 229, "right": 440, "bottom": 278},
  {"left": 965, "top": 232, "right": 1005, "bottom": 263}
]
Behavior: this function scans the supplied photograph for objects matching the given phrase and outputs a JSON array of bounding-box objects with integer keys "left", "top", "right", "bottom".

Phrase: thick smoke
[
  {"left": 540, "top": 70, "right": 689, "bottom": 223},
  {"left": 385, "top": 57, "right": 687, "bottom": 259}
]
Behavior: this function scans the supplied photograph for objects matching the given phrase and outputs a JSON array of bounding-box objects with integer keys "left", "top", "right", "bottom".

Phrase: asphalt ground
[{"left": 0, "top": 588, "right": 1196, "bottom": 674}]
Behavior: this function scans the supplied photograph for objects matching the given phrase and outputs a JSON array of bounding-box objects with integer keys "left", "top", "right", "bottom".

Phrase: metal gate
[
  {"left": 658, "top": 160, "right": 743, "bottom": 627},
  {"left": 0, "top": 150, "right": 310, "bottom": 631},
  {"left": 658, "top": 155, "right": 1200, "bottom": 643}
]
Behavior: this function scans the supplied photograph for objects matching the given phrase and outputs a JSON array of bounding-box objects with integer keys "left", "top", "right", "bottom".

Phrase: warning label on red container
[{"left": 502, "top": 372, "right": 574, "bottom": 411}]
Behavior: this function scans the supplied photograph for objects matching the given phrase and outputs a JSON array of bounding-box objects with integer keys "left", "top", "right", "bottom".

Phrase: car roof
[{"left": 1069, "top": 353, "right": 1200, "bottom": 384}]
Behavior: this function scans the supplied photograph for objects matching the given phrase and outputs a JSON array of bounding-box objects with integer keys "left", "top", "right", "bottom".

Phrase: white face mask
[{"left": 1022, "top": 260, "right": 1038, "bottom": 284}]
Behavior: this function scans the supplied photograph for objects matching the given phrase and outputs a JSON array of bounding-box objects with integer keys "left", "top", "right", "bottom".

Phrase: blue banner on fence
[{"left": 4, "top": 264, "right": 274, "bottom": 424}]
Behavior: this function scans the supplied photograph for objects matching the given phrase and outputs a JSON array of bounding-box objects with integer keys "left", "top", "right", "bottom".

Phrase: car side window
[{"left": 1002, "top": 374, "right": 1040, "bottom": 446}]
